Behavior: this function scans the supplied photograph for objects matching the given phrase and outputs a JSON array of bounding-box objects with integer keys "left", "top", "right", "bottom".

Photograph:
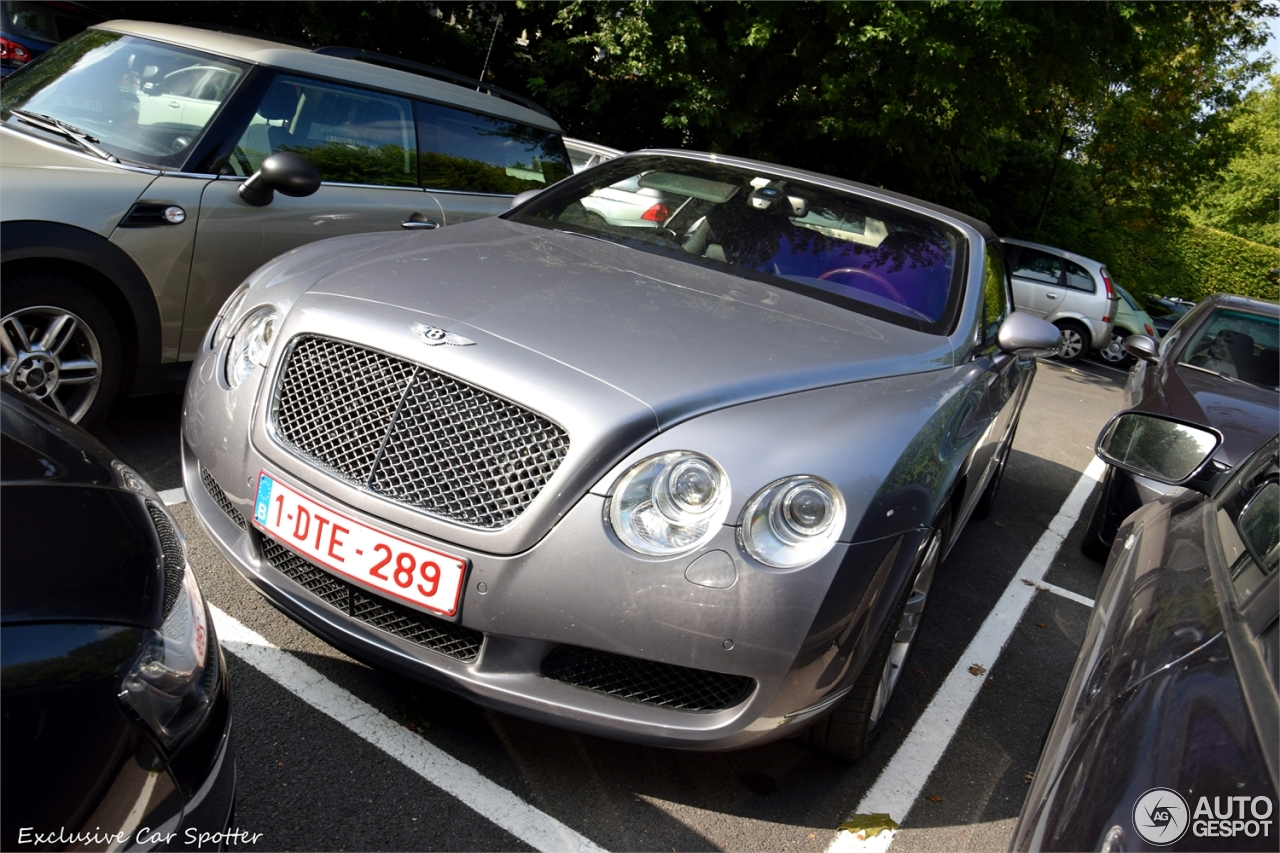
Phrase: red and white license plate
[{"left": 252, "top": 471, "right": 467, "bottom": 617}]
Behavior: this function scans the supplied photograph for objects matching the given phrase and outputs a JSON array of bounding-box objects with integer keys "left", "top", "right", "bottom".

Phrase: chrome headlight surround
[
  {"left": 225, "top": 306, "right": 279, "bottom": 388},
  {"left": 738, "top": 476, "right": 845, "bottom": 568},
  {"left": 607, "top": 451, "right": 730, "bottom": 556},
  {"left": 209, "top": 283, "right": 250, "bottom": 344}
]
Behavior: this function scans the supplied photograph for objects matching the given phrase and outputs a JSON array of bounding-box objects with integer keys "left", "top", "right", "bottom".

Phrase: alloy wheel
[
  {"left": 1057, "top": 326, "right": 1085, "bottom": 361},
  {"left": 1, "top": 306, "right": 104, "bottom": 422}
]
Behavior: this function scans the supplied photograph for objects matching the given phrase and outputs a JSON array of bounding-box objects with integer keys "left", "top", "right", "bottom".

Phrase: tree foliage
[
  {"left": 84, "top": 1, "right": 1275, "bottom": 298},
  {"left": 1190, "top": 75, "right": 1279, "bottom": 246}
]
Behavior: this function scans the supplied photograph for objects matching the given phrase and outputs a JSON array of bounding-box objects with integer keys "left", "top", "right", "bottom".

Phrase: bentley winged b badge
[{"left": 411, "top": 323, "right": 476, "bottom": 347}]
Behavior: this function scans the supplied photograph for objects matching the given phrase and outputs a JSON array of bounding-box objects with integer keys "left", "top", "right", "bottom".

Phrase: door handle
[
  {"left": 1045, "top": 293, "right": 1058, "bottom": 299},
  {"left": 401, "top": 218, "right": 440, "bottom": 230}
]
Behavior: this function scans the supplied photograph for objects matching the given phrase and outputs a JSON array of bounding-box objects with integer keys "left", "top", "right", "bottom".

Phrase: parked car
[
  {"left": 1147, "top": 294, "right": 1197, "bottom": 337},
  {"left": 564, "top": 136, "right": 623, "bottom": 173},
  {"left": 183, "top": 149, "right": 1060, "bottom": 759},
  {"left": 1096, "top": 283, "right": 1160, "bottom": 365},
  {"left": 1000, "top": 237, "right": 1119, "bottom": 364},
  {"left": 0, "top": 20, "right": 573, "bottom": 427},
  {"left": 1, "top": 386, "right": 234, "bottom": 850},
  {"left": 1013, "top": 412, "right": 1277, "bottom": 851},
  {"left": 0, "top": 0, "right": 102, "bottom": 76},
  {"left": 1082, "top": 294, "right": 1279, "bottom": 559}
]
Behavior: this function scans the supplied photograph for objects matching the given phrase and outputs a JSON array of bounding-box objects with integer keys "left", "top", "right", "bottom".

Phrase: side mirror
[
  {"left": 510, "top": 188, "right": 542, "bottom": 209},
  {"left": 997, "top": 311, "right": 1062, "bottom": 357},
  {"left": 1096, "top": 412, "right": 1222, "bottom": 488},
  {"left": 1122, "top": 334, "right": 1159, "bottom": 363},
  {"left": 238, "top": 152, "right": 322, "bottom": 207}
]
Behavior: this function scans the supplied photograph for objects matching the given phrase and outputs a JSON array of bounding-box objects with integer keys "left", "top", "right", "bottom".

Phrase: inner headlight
[
  {"left": 738, "top": 476, "right": 845, "bottom": 568},
  {"left": 119, "top": 563, "right": 216, "bottom": 751},
  {"left": 608, "top": 451, "right": 730, "bottom": 556},
  {"left": 225, "top": 306, "right": 279, "bottom": 388}
]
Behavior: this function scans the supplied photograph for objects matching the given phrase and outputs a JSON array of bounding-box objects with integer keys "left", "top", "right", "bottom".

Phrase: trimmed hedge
[{"left": 1104, "top": 225, "right": 1279, "bottom": 305}]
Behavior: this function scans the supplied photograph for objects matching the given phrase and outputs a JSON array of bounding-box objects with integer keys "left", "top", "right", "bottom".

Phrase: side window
[
  {"left": 1010, "top": 249, "right": 1062, "bottom": 286},
  {"left": 228, "top": 75, "right": 417, "bottom": 186},
  {"left": 415, "top": 101, "right": 571, "bottom": 194},
  {"left": 980, "top": 242, "right": 1012, "bottom": 348},
  {"left": 1064, "top": 260, "right": 1096, "bottom": 292}
]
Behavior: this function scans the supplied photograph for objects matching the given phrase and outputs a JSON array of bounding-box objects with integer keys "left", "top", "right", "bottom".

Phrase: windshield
[
  {"left": 1178, "top": 308, "right": 1280, "bottom": 389},
  {"left": 508, "top": 155, "right": 965, "bottom": 334},
  {"left": 1, "top": 29, "right": 246, "bottom": 167}
]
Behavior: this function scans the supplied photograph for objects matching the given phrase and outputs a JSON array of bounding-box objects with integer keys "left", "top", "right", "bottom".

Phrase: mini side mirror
[
  {"left": 1122, "top": 334, "right": 1159, "bottom": 363},
  {"left": 1096, "top": 412, "right": 1222, "bottom": 487},
  {"left": 510, "top": 188, "right": 542, "bottom": 209},
  {"left": 238, "top": 152, "right": 322, "bottom": 207},
  {"left": 997, "top": 311, "right": 1062, "bottom": 357}
]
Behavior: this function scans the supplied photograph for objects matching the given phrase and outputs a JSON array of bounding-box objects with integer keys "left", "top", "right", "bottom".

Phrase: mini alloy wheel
[{"left": 1, "top": 305, "right": 104, "bottom": 422}]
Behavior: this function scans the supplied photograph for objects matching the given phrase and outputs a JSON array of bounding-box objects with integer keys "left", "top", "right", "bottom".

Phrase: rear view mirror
[
  {"left": 997, "top": 311, "right": 1062, "bottom": 357},
  {"left": 1122, "top": 335, "right": 1159, "bottom": 363},
  {"left": 238, "top": 152, "right": 321, "bottom": 207},
  {"left": 1096, "top": 412, "right": 1221, "bottom": 485}
]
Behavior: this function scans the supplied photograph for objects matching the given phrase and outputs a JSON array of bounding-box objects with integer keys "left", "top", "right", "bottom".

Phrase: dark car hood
[
  {"left": 1, "top": 390, "right": 165, "bottom": 628},
  {"left": 306, "top": 218, "right": 957, "bottom": 427},
  {"left": 1161, "top": 364, "right": 1279, "bottom": 467}
]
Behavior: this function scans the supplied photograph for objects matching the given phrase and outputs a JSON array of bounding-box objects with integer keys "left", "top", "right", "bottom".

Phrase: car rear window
[{"left": 508, "top": 154, "right": 965, "bottom": 334}]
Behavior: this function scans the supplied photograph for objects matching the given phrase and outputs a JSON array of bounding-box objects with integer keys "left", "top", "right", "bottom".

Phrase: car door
[
  {"left": 1008, "top": 245, "right": 1066, "bottom": 319},
  {"left": 960, "top": 240, "right": 1032, "bottom": 523},
  {"left": 180, "top": 74, "right": 445, "bottom": 360}
]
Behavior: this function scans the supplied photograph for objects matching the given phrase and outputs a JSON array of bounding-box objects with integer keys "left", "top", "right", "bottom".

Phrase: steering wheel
[{"left": 818, "top": 267, "right": 905, "bottom": 304}]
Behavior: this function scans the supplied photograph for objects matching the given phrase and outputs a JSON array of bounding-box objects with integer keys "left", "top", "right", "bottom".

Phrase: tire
[
  {"left": 1, "top": 274, "right": 122, "bottom": 429},
  {"left": 1097, "top": 330, "right": 1133, "bottom": 365},
  {"left": 802, "top": 513, "right": 950, "bottom": 761},
  {"left": 1054, "top": 320, "right": 1090, "bottom": 364}
]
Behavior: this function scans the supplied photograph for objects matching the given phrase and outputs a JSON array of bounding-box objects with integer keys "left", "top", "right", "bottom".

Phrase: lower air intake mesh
[
  {"left": 146, "top": 501, "right": 186, "bottom": 618},
  {"left": 260, "top": 535, "right": 483, "bottom": 663},
  {"left": 540, "top": 645, "right": 755, "bottom": 712},
  {"left": 200, "top": 467, "right": 247, "bottom": 530}
]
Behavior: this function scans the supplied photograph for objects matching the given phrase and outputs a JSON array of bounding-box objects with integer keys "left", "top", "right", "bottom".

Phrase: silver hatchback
[{"left": 1000, "top": 237, "right": 1119, "bottom": 363}]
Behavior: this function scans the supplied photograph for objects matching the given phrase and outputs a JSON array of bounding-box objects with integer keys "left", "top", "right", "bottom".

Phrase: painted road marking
[
  {"left": 829, "top": 456, "right": 1106, "bottom": 852},
  {"left": 158, "top": 487, "right": 187, "bottom": 506},
  {"left": 209, "top": 604, "right": 605, "bottom": 853},
  {"left": 1036, "top": 580, "right": 1096, "bottom": 609}
]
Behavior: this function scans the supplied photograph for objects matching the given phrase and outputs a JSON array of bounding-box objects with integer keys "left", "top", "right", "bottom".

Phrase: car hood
[
  {"left": 0, "top": 125, "right": 158, "bottom": 236},
  {"left": 1161, "top": 364, "right": 1279, "bottom": 467},
  {"left": 304, "top": 218, "right": 956, "bottom": 428}
]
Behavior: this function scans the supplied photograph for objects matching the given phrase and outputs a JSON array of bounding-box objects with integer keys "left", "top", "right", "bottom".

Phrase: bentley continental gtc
[{"left": 183, "top": 151, "right": 1060, "bottom": 758}]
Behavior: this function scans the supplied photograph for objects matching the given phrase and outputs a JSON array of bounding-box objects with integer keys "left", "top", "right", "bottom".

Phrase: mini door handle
[{"left": 401, "top": 219, "right": 440, "bottom": 230}]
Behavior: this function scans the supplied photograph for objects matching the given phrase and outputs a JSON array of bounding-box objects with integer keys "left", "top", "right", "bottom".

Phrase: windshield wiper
[{"left": 9, "top": 109, "right": 119, "bottom": 163}]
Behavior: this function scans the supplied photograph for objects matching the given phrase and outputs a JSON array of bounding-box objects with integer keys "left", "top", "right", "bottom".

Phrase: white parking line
[
  {"left": 158, "top": 487, "right": 187, "bottom": 506},
  {"left": 829, "top": 456, "right": 1106, "bottom": 852},
  {"left": 1035, "top": 580, "right": 1096, "bottom": 609},
  {"left": 209, "top": 605, "right": 606, "bottom": 853}
]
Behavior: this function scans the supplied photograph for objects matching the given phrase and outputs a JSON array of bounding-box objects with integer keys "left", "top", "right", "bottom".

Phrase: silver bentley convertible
[{"left": 183, "top": 150, "right": 1060, "bottom": 758}]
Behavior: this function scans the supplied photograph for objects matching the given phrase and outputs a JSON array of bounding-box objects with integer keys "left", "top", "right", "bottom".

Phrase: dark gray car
[{"left": 182, "top": 151, "right": 1060, "bottom": 757}]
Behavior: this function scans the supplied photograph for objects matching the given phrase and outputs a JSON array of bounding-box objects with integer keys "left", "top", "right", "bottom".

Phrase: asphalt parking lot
[{"left": 92, "top": 355, "right": 1130, "bottom": 853}]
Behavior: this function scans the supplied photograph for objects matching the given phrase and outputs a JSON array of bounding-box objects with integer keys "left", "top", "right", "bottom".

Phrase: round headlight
[
  {"left": 225, "top": 306, "right": 279, "bottom": 388},
  {"left": 738, "top": 476, "right": 845, "bottom": 568},
  {"left": 608, "top": 451, "right": 730, "bottom": 556}
]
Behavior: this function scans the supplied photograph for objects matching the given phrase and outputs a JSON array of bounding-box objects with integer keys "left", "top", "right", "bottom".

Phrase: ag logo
[{"left": 1133, "top": 787, "right": 1190, "bottom": 845}]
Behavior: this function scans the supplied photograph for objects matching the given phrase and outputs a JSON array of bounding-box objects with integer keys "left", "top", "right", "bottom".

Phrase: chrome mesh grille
[
  {"left": 146, "top": 502, "right": 186, "bottom": 618},
  {"left": 541, "top": 645, "right": 755, "bottom": 712},
  {"left": 272, "top": 336, "right": 569, "bottom": 529},
  {"left": 261, "top": 535, "right": 483, "bottom": 662},
  {"left": 200, "top": 466, "right": 247, "bottom": 530}
]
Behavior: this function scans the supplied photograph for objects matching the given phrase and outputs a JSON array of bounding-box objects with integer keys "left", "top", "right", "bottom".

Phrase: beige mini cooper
[{"left": 1, "top": 20, "right": 571, "bottom": 426}]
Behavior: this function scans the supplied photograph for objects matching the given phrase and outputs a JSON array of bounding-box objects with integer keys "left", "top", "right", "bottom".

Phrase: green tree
[{"left": 1189, "top": 74, "right": 1280, "bottom": 246}]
